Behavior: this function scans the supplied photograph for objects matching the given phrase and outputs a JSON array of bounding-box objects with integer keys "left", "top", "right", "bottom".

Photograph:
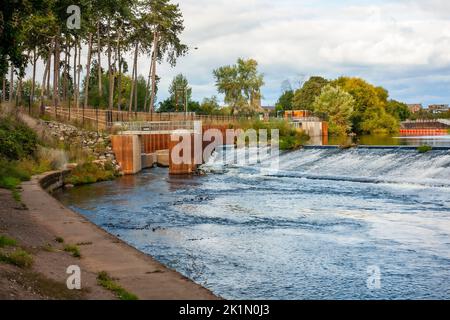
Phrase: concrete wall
[
  {"left": 169, "top": 133, "right": 199, "bottom": 175},
  {"left": 111, "top": 135, "right": 142, "bottom": 175},
  {"left": 142, "top": 134, "right": 171, "bottom": 154}
]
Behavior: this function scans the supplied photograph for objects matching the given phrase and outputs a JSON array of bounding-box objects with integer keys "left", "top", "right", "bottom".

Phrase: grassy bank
[
  {"left": 232, "top": 119, "right": 310, "bottom": 150},
  {"left": 64, "top": 162, "right": 119, "bottom": 186},
  {"left": 0, "top": 114, "right": 53, "bottom": 201},
  {"left": 0, "top": 107, "right": 119, "bottom": 199}
]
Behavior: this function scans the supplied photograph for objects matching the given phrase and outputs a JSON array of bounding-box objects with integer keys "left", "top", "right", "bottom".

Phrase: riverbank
[
  {"left": 0, "top": 170, "right": 218, "bottom": 300},
  {"left": 54, "top": 148, "right": 450, "bottom": 299}
]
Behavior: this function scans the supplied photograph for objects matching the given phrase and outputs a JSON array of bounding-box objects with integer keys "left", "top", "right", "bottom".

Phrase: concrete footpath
[{"left": 21, "top": 171, "right": 219, "bottom": 300}]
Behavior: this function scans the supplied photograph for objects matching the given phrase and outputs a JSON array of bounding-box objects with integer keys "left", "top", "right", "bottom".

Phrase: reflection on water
[{"left": 54, "top": 148, "right": 450, "bottom": 300}]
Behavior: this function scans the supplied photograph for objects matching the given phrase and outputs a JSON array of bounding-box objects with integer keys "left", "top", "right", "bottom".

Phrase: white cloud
[{"left": 22, "top": 0, "right": 450, "bottom": 106}]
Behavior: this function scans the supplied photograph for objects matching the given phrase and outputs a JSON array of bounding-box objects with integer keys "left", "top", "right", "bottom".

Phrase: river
[{"left": 54, "top": 146, "right": 450, "bottom": 300}]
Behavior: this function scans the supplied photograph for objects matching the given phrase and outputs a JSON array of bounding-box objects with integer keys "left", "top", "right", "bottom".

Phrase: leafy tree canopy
[
  {"left": 292, "top": 76, "right": 329, "bottom": 111},
  {"left": 313, "top": 85, "right": 355, "bottom": 136},
  {"left": 331, "top": 77, "right": 399, "bottom": 134},
  {"left": 275, "top": 90, "right": 294, "bottom": 111},
  {"left": 213, "top": 58, "right": 264, "bottom": 115},
  {"left": 386, "top": 99, "right": 411, "bottom": 121}
]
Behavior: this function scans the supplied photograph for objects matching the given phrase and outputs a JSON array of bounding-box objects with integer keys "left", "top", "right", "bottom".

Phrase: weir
[{"left": 111, "top": 121, "right": 230, "bottom": 175}]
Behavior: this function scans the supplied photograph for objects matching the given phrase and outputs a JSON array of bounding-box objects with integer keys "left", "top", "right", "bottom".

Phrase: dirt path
[{"left": 16, "top": 172, "right": 218, "bottom": 300}]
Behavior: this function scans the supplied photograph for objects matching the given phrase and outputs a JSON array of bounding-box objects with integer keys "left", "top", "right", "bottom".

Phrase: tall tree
[
  {"left": 213, "top": 58, "right": 264, "bottom": 115},
  {"left": 169, "top": 74, "right": 191, "bottom": 112},
  {"left": 142, "top": 0, "right": 187, "bottom": 113}
]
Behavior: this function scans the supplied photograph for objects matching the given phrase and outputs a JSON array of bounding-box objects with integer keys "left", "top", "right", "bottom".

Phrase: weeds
[
  {"left": 64, "top": 162, "right": 118, "bottom": 186},
  {"left": 0, "top": 249, "right": 34, "bottom": 268},
  {"left": 55, "top": 236, "right": 64, "bottom": 243},
  {"left": 0, "top": 235, "right": 17, "bottom": 248},
  {"left": 64, "top": 244, "right": 81, "bottom": 258},
  {"left": 97, "top": 271, "right": 138, "bottom": 300}
]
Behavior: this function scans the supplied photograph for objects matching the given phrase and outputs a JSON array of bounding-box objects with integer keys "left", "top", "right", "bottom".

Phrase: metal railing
[{"left": 115, "top": 121, "right": 201, "bottom": 133}]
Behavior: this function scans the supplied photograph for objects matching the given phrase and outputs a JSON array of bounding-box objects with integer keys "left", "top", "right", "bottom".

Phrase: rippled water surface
[{"left": 54, "top": 148, "right": 450, "bottom": 299}]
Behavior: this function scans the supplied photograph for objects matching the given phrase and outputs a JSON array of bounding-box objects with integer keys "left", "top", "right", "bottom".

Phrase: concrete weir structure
[{"left": 111, "top": 121, "right": 203, "bottom": 175}]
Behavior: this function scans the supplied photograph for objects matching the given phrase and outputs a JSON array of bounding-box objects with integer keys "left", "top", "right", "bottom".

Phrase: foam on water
[{"left": 55, "top": 148, "right": 450, "bottom": 300}]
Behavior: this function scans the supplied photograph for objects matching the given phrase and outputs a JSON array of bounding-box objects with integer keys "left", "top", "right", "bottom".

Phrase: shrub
[
  {"left": 0, "top": 116, "right": 38, "bottom": 160},
  {"left": 235, "top": 119, "right": 309, "bottom": 150},
  {"left": 64, "top": 162, "right": 117, "bottom": 186}
]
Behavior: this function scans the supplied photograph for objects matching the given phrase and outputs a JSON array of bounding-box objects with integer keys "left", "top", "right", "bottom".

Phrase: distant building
[
  {"left": 262, "top": 106, "right": 276, "bottom": 113},
  {"left": 428, "top": 104, "right": 449, "bottom": 114},
  {"left": 407, "top": 104, "right": 423, "bottom": 114},
  {"left": 284, "top": 110, "right": 313, "bottom": 120}
]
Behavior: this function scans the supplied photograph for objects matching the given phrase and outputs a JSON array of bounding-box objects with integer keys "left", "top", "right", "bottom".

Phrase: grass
[
  {"left": 0, "top": 249, "right": 34, "bottom": 268},
  {"left": 2, "top": 269, "right": 86, "bottom": 299},
  {"left": 64, "top": 162, "right": 118, "bottom": 186},
  {"left": 0, "top": 235, "right": 33, "bottom": 268},
  {"left": 97, "top": 271, "right": 139, "bottom": 300},
  {"left": 0, "top": 235, "right": 17, "bottom": 248},
  {"left": 418, "top": 145, "right": 433, "bottom": 153},
  {"left": 64, "top": 244, "right": 81, "bottom": 258},
  {"left": 55, "top": 236, "right": 64, "bottom": 243}
]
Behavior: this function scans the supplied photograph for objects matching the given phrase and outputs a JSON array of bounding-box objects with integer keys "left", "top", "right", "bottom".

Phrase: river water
[{"left": 54, "top": 147, "right": 450, "bottom": 300}]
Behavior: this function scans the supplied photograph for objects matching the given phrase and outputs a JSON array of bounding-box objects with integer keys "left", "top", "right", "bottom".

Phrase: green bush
[
  {"left": 0, "top": 117, "right": 38, "bottom": 161},
  {"left": 64, "top": 162, "right": 117, "bottom": 186},
  {"left": 234, "top": 119, "right": 309, "bottom": 150}
]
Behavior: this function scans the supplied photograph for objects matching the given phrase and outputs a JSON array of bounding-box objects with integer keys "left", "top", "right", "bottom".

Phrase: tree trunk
[
  {"left": 129, "top": 42, "right": 138, "bottom": 113},
  {"left": 53, "top": 35, "right": 60, "bottom": 110},
  {"left": 97, "top": 21, "right": 103, "bottom": 100},
  {"left": 17, "top": 78, "right": 22, "bottom": 106},
  {"left": 63, "top": 42, "right": 68, "bottom": 102},
  {"left": 134, "top": 59, "right": 138, "bottom": 113},
  {"left": 76, "top": 42, "right": 81, "bottom": 110},
  {"left": 149, "top": 31, "right": 159, "bottom": 113},
  {"left": 31, "top": 47, "right": 37, "bottom": 106},
  {"left": 107, "top": 19, "right": 114, "bottom": 110},
  {"left": 144, "top": 50, "right": 154, "bottom": 113},
  {"left": 40, "top": 56, "right": 49, "bottom": 115},
  {"left": 9, "top": 64, "right": 13, "bottom": 102},
  {"left": 73, "top": 38, "right": 78, "bottom": 109},
  {"left": 2, "top": 77, "right": 5, "bottom": 102},
  {"left": 84, "top": 33, "right": 93, "bottom": 110},
  {"left": 46, "top": 52, "right": 51, "bottom": 97},
  {"left": 117, "top": 28, "right": 122, "bottom": 112}
]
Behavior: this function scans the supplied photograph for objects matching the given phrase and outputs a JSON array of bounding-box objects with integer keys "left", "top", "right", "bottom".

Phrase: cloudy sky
[
  {"left": 150, "top": 0, "right": 450, "bottom": 106},
  {"left": 25, "top": 0, "right": 450, "bottom": 107}
]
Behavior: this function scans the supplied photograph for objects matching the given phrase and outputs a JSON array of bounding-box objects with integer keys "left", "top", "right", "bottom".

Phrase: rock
[
  {"left": 64, "top": 184, "right": 75, "bottom": 189},
  {"left": 66, "top": 163, "right": 78, "bottom": 170}
]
